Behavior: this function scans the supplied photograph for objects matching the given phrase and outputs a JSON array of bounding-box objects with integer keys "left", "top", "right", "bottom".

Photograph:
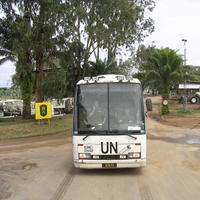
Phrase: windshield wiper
[
  {"left": 125, "top": 133, "right": 137, "bottom": 140},
  {"left": 82, "top": 130, "right": 139, "bottom": 141},
  {"left": 82, "top": 131, "right": 107, "bottom": 141},
  {"left": 109, "top": 130, "right": 137, "bottom": 140}
]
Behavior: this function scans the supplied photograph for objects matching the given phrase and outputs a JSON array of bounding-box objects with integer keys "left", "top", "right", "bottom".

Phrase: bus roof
[{"left": 77, "top": 74, "right": 141, "bottom": 85}]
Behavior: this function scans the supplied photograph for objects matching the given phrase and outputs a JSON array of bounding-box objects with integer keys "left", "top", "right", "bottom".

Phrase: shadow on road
[{"left": 74, "top": 167, "right": 143, "bottom": 177}]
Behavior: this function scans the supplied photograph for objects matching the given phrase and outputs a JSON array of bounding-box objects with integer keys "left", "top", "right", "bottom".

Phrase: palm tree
[
  {"left": 88, "top": 59, "right": 119, "bottom": 76},
  {"left": 144, "top": 48, "right": 183, "bottom": 114}
]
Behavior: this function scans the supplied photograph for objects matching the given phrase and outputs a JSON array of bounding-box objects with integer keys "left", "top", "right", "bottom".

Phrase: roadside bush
[{"left": 161, "top": 105, "right": 169, "bottom": 115}]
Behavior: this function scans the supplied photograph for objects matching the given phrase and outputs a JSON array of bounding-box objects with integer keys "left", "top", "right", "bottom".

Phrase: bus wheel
[{"left": 145, "top": 98, "right": 152, "bottom": 111}]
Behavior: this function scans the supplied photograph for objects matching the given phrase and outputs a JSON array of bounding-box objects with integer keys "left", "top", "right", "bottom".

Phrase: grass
[
  {"left": 162, "top": 99, "right": 200, "bottom": 116},
  {"left": 0, "top": 114, "right": 72, "bottom": 140},
  {"left": 169, "top": 106, "right": 200, "bottom": 116},
  {"left": 175, "top": 109, "right": 200, "bottom": 116}
]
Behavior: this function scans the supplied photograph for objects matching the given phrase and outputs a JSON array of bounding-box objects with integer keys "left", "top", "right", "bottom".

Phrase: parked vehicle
[
  {"left": 0, "top": 98, "right": 74, "bottom": 117},
  {"left": 0, "top": 99, "right": 23, "bottom": 116},
  {"left": 187, "top": 92, "right": 200, "bottom": 104}
]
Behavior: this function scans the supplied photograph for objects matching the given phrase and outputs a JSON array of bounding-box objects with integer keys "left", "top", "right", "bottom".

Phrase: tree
[
  {"left": 59, "top": 0, "right": 155, "bottom": 94},
  {"left": 31, "top": 0, "right": 72, "bottom": 102},
  {"left": 94, "top": 0, "right": 155, "bottom": 65},
  {"left": 1, "top": 0, "right": 155, "bottom": 117},
  {"left": 0, "top": 1, "right": 34, "bottom": 118},
  {"left": 0, "top": 0, "right": 73, "bottom": 118},
  {"left": 182, "top": 65, "right": 200, "bottom": 81},
  {"left": 132, "top": 44, "right": 156, "bottom": 89},
  {"left": 141, "top": 47, "right": 183, "bottom": 114},
  {"left": 42, "top": 69, "right": 67, "bottom": 100},
  {"left": 68, "top": 0, "right": 155, "bottom": 67},
  {"left": 59, "top": 40, "right": 86, "bottom": 96},
  {"left": 88, "top": 59, "right": 120, "bottom": 76},
  {"left": 0, "top": 13, "right": 16, "bottom": 64}
]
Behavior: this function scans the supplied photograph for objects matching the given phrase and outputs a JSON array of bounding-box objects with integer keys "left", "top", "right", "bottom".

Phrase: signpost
[{"left": 35, "top": 102, "right": 52, "bottom": 124}]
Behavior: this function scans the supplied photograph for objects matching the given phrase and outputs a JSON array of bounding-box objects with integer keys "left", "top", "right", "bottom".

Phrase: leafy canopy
[{"left": 134, "top": 46, "right": 183, "bottom": 99}]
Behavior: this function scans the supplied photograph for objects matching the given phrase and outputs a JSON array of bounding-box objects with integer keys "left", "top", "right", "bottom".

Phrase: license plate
[{"left": 102, "top": 163, "right": 117, "bottom": 168}]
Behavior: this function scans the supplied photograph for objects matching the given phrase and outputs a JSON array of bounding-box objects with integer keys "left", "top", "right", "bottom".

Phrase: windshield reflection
[{"left": 77, "top": 83, "right": 144, "bottom": 133}]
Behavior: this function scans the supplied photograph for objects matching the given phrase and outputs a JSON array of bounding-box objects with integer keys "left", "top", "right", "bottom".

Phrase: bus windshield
[{"left": 76, "top": 83, "right": 144, "bottom": 133}]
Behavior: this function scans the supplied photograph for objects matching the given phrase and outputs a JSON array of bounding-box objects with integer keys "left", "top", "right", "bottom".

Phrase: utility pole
[{"left": 182, "top": 39, "right": 187, "bottom": 112}]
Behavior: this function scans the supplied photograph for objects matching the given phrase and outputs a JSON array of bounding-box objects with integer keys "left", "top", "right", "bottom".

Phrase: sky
[
  {"left": 144, "top": 0, "right": 200, "bottom": 65},
  {"left": 0, "top": 0, "right": 200, "bottom": 87}
]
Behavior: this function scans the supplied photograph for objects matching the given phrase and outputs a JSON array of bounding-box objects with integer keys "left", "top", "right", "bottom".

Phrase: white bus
[{"left": 73, "top": 74, "right": 147, "bottom": 169}]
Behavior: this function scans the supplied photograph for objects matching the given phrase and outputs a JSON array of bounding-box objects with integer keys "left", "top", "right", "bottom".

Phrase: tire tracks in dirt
[
  {"left": 137, "top": 171, "right": 154, "bottom": 200},
  {"left": 139, "top": 183, "right": 154, "bottom": 200},
  {"left": 49, "top": 167, "right": 76, "bottom": 200}
]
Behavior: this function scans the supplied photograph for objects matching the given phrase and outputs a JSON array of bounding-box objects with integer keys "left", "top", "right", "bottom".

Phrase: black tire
[{"left": 145, "top": 98, "right": 152, "bottom": 111}]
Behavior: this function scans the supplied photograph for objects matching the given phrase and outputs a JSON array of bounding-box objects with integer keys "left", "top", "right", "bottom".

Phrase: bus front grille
[{"left": 92, "top": 155, "right": 127, "bottom": 160}]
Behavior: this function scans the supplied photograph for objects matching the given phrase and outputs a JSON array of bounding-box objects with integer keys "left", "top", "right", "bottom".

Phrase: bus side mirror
[{"left": 145, "top": 98, "right": 152, "bottom": 112}]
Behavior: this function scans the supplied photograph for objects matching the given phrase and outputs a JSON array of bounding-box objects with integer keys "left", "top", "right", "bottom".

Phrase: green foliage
[
  {"left": 0, "top": 87, "right": 20, "bottom": 98},
  {"left": 176, "top": 109, "right": 200, "bottom": 115},
  {"left": 161, "top": 105, "right": 169, "bottom": 115},
  {"left": 117, "top": 59, "right": 135, "bottom": 75},
  {"left": 0, "top": 15, "right": 16, "bottom": 64},
  {"left": 0, "top": 0, "right": 155, "bottom": 117},
  {"left": 135, "top": 44, "right": 156, "bottom": 70},
  {"left": 146, "top": 48, "right": 183, "bottom": 98},
  {"left": 133, "top": 44, "right": 156, "bottom": 89},
  {"left": 182, "top": 65, "right": 200, "bottom": 81},
  {"left": 59, "top": 40, "right": 86, "bottom": 96},
  {"left": 94, "top": 0, "right": 155, "bottom": 64},
  {"left": 0, "top": 0, "right": 72, "bottom": 117},
  {"left": 15, "top": 61, "right": 34, "bottom": 118},
  {"left": 87, "top": 60, "right": 120, "bottom": 76},
  {"left": 135, "top": 46, "right": 183, "bottom": 100},
  {"left": 42, "top": 69, "right": 67, "bottom": 99},
  {"left": 68, "top": 0, "right": 155, "bottom": 65},
  {"left": 58, "top": 0, "right": 155, "bottom": 94}
]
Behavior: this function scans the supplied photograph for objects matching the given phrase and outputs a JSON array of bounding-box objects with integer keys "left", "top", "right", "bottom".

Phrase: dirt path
[
  {"left": 149, "top": 95, "right": 200, "bottom": 129},
  {"left": 0, "top": 131, "right": 72, "bottom": 154}
]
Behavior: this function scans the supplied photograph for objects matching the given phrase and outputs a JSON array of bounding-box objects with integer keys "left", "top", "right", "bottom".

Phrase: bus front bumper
[{"left": 74, "top": 159, "right": 146, "bottom": 169}]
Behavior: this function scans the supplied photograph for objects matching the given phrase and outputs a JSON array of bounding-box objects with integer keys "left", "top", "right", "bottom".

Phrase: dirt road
[{"left": 1, "top": 112, "right": 200, "bottom": 199}]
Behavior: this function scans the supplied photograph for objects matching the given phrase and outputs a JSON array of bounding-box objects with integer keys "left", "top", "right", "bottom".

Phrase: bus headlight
[
  {"left": 128, "top": 152, "right": 141, "bottom": 159},
  {"left": 79, "top": 153, "right": 91, "bottom": 159}
]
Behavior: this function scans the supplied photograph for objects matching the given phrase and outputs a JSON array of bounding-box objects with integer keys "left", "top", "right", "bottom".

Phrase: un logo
[{"left": 40, "top": 104, "right": 47, "bottom": 117}]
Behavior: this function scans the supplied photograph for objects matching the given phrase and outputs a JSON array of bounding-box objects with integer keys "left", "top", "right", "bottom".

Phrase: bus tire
[{"left": 145, "top": 98, "right": 152, "bottom": 111}]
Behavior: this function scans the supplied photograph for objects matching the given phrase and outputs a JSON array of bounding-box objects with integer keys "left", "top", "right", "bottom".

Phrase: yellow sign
[{"left": 35, "top": 102, "right": 52, "bottom": 120}]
